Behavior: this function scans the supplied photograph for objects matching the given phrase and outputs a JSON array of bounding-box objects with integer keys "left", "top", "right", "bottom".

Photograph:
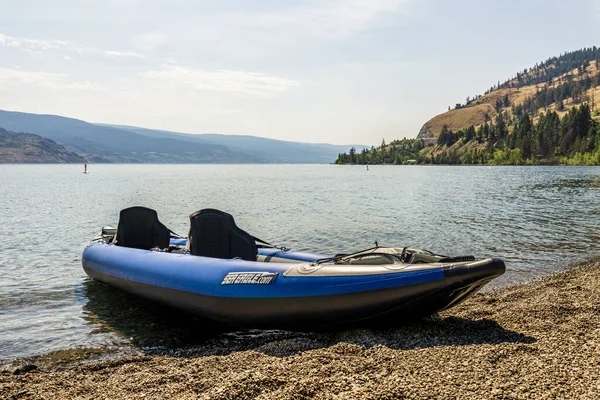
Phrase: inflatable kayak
[{"left": 82, "top": 207, "right": 505, "bottom": 329}]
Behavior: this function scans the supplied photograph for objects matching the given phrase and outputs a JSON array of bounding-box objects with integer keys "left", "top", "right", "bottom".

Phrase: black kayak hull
[{"left": 83, "top": 257, "right": 505, "bottom": 330}]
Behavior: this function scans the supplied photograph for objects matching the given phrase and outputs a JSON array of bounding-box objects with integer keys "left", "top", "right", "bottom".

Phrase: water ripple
[{"left": 1, "top": 164, "right": 599, "bottom": 361}]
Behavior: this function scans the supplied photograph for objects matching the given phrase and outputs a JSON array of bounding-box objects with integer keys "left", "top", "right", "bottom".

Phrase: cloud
[
  {"left": 0, "top": 33, "right": 143, "bottom": 58},
  {"left": 141, "top": 66, "right": 301, "bottom": 97},
  {"left": 0, "top": 68, "right": 64, "bottom": 88},
  {"left": 0, "top": 67, "right": 105, "bottom": 91},
  {"left": 131, "top": 31, "right": 167, "bottom": 52},
  {"left": 155, "top": 0, "right": 413, "bottom": 58},
  {"left": 103, "top": 50, "right": 145, "bottom": 58},
  {"left": 0, "top": 34, "right": 65, "bottom": 50},
  {"left": 229, "top": 0, "right": 412, "bottom": 39}
]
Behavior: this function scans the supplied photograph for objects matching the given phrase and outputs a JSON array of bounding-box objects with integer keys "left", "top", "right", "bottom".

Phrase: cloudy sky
[{"left": 1, "top": 0, "right": 599, "bottom": 145}]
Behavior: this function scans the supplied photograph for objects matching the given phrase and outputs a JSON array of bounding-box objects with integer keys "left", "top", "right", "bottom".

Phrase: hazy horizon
[{"left": 1, "top": 0, "right": 600, "bottom": 146}]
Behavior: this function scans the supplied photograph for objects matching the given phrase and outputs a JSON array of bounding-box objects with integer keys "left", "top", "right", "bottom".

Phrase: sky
[{"left": 1, "top": 0, "right": 599, "bottom": 145}]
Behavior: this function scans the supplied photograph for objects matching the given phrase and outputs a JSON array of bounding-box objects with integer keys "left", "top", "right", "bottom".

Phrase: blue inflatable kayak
[{"left": 82, "top": 207, "right": 505, "bottom": 329}]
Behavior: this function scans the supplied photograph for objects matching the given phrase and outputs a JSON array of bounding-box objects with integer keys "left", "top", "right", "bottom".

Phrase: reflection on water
[
  {"left": 533, "top": 175, "right": 600, "bottom": 190},
  {"left": 81, "top": 279, "right": 221, "bottom": 349},
  {"left": 82, "top": 279, "right": 320, "bottom": 358},
  {"left": 81, "top": 280, "right": 537, "bottom": 359},
  {"left": 1, "top": 164, "right": 599, "bottom": 361}
]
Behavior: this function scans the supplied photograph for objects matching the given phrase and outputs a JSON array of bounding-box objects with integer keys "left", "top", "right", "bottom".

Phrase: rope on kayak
[
  {"left": 252, "top": 235, "right": 289, "bottom": 252},
  {"left": 316, "top": 245, "right": 387, "bottom": 264}
]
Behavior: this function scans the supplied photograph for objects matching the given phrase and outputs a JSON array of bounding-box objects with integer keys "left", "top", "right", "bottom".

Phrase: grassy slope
[{"left": 418, "top": 61, "right": 600, "bottom": 141}]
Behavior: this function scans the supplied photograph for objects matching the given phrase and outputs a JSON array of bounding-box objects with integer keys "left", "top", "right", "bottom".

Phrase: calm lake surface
[{"left": 1, "top": 164, "right": 599, "bottom": 361}]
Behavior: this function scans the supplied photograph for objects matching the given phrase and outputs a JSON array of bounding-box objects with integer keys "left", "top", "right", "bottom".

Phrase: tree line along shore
[
  {"left": 338, "top": 47, "right": 600, "bottom": 166},
  {"left": 336, "top": 103, "right": 600, "bottom": 166}
]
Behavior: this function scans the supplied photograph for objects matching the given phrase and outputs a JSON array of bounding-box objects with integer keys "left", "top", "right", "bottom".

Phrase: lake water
[{"left": 1, "top": 164, "right": 599, "bottom": 362}]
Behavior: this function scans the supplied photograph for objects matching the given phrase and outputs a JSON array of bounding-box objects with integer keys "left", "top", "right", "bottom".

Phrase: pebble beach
[{"left": 2, "top": 259, "right": 599, "bottom": 399}]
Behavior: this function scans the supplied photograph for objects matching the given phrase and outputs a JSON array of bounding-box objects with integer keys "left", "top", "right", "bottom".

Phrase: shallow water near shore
[{"left": 1, "top": 164, "right": 599, "bottom": 362}]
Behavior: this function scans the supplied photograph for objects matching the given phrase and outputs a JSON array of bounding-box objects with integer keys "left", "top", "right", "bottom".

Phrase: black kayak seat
[
  {"left": 115, "top": 206, "right": 170, "bottom": 250},
  {"left": 188, "top": 209, "right": 257, "bottom": 261}
]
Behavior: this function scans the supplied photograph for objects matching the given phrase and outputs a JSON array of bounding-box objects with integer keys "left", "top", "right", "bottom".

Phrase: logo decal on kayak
[{"left": 221, "top": 272, "right": 278, "bottom": 285}]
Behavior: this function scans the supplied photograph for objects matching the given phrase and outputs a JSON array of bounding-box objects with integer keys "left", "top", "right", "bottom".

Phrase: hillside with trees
[
  {"left": 427, "top": 103, "right": 599, "bottom": 165},
  {"left": 336, "top": 47, "right": 600, "bottom": 166},
  {"left": 417, "top": 47, "right": 600, "bottom": 142},
  {"left": 0, "top": 128, "right": 87, "bottom": 163}
]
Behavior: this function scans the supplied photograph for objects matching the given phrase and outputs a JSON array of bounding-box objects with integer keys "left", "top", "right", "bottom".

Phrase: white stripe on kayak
[{"left": 257, "top": 255, "right": 302, "bottom": 264}]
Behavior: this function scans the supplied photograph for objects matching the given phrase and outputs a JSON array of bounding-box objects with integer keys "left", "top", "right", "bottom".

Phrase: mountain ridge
[
  {"left": 99, "top": 123, "right": 365, "bottom": 163},
  {"left": 95, "top": 123, "right": 363, "bottom": 148},
  {"left": 0, "top": 109, "right": 364, "bottom": 164}
]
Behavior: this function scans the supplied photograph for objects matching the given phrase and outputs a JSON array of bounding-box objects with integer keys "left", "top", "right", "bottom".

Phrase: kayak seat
[
  {"left": 188, "top": 209, "right": 257, "bottom": 261},
  {"left": 115, "top": 206, "right": 171, "bottom": 250}
]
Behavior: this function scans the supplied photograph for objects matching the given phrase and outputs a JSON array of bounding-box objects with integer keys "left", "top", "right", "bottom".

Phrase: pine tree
[
  {"left": 349, "top": 147, "right": 356, "bottom": 164},
  {"left": 437, "top": 125, "right": 450, "bottom": 146}
]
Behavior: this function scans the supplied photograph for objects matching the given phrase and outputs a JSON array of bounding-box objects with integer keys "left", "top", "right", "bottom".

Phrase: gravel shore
[{"left": 2, "top": 259, "right": 599, "bottom": 399}]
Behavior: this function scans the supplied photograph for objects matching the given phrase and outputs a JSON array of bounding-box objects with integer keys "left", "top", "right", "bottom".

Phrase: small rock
[{"left": 13, "top": 364, "right": 38, "bottom": 375}]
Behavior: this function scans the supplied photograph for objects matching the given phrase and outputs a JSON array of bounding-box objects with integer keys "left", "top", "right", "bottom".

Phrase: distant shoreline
[{"left": 333, "top": 163, "right": 599, "bottom": 166}]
